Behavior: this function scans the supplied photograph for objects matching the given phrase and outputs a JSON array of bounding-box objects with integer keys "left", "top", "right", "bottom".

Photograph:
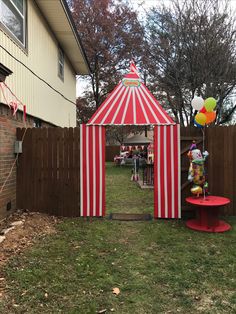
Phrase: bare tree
[
  {"left": 145, "top": 0, "right": 236, "bottom": 125},
  {"left": 72, "top": 0, "right": 145, "bottom": 109}
]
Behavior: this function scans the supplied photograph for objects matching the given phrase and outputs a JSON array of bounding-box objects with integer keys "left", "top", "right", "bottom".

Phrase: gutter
[{"left": 61, "top": 0, "right": 91, "bottom": 74}]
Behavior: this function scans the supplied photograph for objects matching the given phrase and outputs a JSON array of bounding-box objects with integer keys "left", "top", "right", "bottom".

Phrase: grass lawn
[
  {"left": 106, "top": 162, "right": 154, "bottom": 214},
  {"left": 1, "top": 163, "right": 236, "bottom": 313}
]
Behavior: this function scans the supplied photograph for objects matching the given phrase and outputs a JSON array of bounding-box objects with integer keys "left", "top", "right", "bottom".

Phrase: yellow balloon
[{"left": 195, "top": 113, "right": 206, "bottom": 126}]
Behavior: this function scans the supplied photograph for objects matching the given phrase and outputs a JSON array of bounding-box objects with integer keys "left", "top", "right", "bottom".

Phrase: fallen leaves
[
  {"left": 112, "top": 287, "right": 120, "bottom": 295},
  {"left": 97, "top": 309, "right": 107, "bottom": 314}
]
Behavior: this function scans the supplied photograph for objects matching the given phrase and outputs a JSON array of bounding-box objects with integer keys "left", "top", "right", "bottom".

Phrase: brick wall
[{"left": 0, "top": 104, "right": 53, "bottom": 220}]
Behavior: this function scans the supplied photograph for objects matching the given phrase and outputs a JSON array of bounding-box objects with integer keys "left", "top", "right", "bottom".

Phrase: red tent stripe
[
  {"left": 100, "top": 85, "right": 126, "bottom": 124},
  {"left": 80, "top": 125, "right": 84, "bottom": 215},
  {"left": 86, "top": 126, "right": 90, "bottom": 216},
  {"left": 99, "top": 126, "right": 103, "bottom": 215},
  {"left": 136, "top": 88, "right": 150, "bottom": 124},
  {"left": 154, "top": 125, "right": 181, "bottom": 218},
  {"left": 114, "top": 88, "right": 130, "bottom": 124},
  {"left": 140, "top": 85, "right": 173, "bottom": 124},
  {"left": 177, "top": 124, "right": 181, "bottom": 217},
  {"left": 132, "top": 88, "right": 136, "bottom": 124},
  {"left": 111, "top": 87, "right": 129, "bottom": 124},
  {"left": 121, "top": 88, "right": 132, "bottom": 124},
  {"left": 130, "top": 62, "right": 139, "bottom": 76},
  {"left": 80, "top": 125, "right": 105, "bottom": 216},
  {"left": 92, "top": 126, "right": 96, "bottom": 216},
  {"left": 88, "top": 62, "right": 174, "bottom": 125},
  {"left": 102, "top": 128, "right": 106, "bottom": 216},
  {"left": 89, "top": 83, "right": 123, "bottom": 124},
  {"left": 138, "top": 87, "right": 160, "bottom": 124},
  {"left": 170, "top": 125, "right": 175, "bottom": 218}
]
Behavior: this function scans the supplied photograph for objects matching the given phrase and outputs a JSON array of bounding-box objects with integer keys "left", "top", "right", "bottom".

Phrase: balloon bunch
[{"left": 191, "top": 97, "right": 217, "bottom": 128}]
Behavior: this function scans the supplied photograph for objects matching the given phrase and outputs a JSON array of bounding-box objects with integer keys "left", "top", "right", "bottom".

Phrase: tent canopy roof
[
  {"left": 123, "top": 134, "right": 152, "bottom": 145},
  {"left": 88, "top": 62, "right": 175, "bottom": 126}
]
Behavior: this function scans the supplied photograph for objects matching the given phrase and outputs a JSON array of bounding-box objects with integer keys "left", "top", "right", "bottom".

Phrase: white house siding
[{"left": 0, "top": 0, "right": 76, "bottom": 127}]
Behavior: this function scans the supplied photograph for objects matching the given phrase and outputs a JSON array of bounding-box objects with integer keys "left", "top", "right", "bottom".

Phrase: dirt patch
[
  {"left": 0, "top": 210, "right": 59, "bottom": 267},
  {"left": 0, "top": 210, "right": 60, "bottom": 299}
]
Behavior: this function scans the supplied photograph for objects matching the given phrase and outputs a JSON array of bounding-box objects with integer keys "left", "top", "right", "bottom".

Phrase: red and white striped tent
[
  {"left": 81, "top": 62, "right": 181, "bottom": 219},
  {"left": 88, "top": 62, "right": 174, "bottom": 125}
]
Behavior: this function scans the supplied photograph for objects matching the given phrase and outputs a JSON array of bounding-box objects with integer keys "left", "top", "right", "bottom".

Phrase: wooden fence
[
  {"left": 181, "top": 126, "right": 236, "bottom": 215},
  {"left": 206, "top": 126, "right": 236, "bottom": 215},
  {"left": 106, "top": 145, "right": 120, "bottom": 161},
  {"left": 16, "top": 126, "right": 236, "bottom": 217},
  {"left": 17, "top": 128, "right": 80, "bottom": 216}
]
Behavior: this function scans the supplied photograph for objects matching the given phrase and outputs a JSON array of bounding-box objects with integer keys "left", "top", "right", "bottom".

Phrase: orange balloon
[{"left": 205, "top": 111, "right": 216, "bottom": 124}]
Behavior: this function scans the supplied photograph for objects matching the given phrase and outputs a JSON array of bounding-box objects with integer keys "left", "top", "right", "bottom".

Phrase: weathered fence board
[
  {"left": 16, "top": 127, "right": 80, "bottom": 217},
  {"left": 206, "top": 126, "right": 236, "bottom": 215}
]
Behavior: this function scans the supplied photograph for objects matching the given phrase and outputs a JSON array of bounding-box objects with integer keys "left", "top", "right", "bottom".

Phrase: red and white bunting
[
  {"left": 154, "top": 125, "right": 181, "bottom": 218},
  {"left": 80, "top": 124, "right": 105, "bottom": 217},
  {"left": 0, "top": 82, "right": 27, "bottom": 119}
]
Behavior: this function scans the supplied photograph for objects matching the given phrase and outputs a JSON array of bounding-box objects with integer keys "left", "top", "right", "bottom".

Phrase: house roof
[
  {"left": 88, "top": 62, "right": 174, "bottom": 125},
  {"left": 35, "top": 0, "right": 90, "bottom": 75}
]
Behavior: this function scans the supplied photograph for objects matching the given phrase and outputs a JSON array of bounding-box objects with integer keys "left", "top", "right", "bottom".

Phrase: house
[{"left": 0, "top": 0, "right": 90, "bottom": 218}]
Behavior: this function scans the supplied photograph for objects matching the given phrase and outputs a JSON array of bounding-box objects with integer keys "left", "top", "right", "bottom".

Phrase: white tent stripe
[
  {"left": 171, "top": 125, "right": 175, "bottom": 218},
  {"left": 93, "top": 126, "right": 96, "bottom": 216},
  {"left": 177, "top": 124, "right": 181, "bottom": 218},
  {"left": 138, "top": 87, "right": 160, "bottom": 124},
  {"left": 89, "top": 83, "right": 123, "bottom": 124},
  {"left": 80, "top": 125, "right": 83, "bottom": 216},
  {"left": 140, "top": 85, "right": 172, "bottom": 124},
  {"left": 100, "top": 85, "right": 126, "bottom": 124},
  {"left": 132, "top": 88, "right": 136, "bottom": 124},
  {"left": 136, "top": 88, "right": 150, "bottom": 124},
  {"left": 86, "top": 126, "right": 90, "bottom": 216},
  {"left": 110, "top": 87, "right": 129, "bottom": 124},
  {"left": 99, "top": 127, "right": 103, "bottom": 216},
  {"left": 164, "top": 126, "right": 168, "bottom": 218},
  {"left": 157, "top": 126, "right": 161, "bottom": 218},
  {"left": 121, "top": 89, "right": 132, "bottom": 124}
]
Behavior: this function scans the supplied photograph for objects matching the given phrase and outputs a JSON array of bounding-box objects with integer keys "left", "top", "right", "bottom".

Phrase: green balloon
[{"left": 204, "top": 97, "right": 217, "bottom": 112}]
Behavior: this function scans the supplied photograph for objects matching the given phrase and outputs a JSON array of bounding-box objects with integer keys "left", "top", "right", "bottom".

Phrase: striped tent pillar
[
  {"left": 154, "top": 125, "right": 181, "bottom": 218},
  {"left": 80, "top": 124, "right": 106, "bottom": 217}
]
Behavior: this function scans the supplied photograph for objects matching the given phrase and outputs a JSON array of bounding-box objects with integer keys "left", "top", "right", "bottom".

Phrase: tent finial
[{"left": 130, "top": 60, "right": 139, "bottom": 77}]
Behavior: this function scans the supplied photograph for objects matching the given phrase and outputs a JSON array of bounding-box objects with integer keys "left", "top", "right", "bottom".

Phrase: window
[
  {"left": 33, "top": 118, "right": 42, "bottom": 128},
  {"left": 58, "top": 47, "right": 64, "bottom": 81},
  {"left": 0, "top": 0, "right": 26, "bottom": 47}
]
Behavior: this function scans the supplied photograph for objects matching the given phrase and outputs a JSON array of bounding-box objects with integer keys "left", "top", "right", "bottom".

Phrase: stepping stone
[{"left": 109, "top": 213, "right": 152, "bottom": 221}]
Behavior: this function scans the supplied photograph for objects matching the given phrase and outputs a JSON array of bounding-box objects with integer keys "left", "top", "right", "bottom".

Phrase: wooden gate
[
  {"left": 154, "top": 125, "right": 181, "bottom": 218},
  {"left": 80, "top": 125, "right": 106, "bottom": 216},
  {"left": 16, "top": 127, "right": 80, "bottom": 216}
]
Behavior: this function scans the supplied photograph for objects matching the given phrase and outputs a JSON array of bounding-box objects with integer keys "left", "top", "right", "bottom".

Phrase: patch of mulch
[{"left": 0, "top": 210, "right": 60, "bottom": 298}]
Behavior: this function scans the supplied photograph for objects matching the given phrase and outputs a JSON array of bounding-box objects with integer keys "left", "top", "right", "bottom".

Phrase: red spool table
[{"left": 186, "top": 196, "right": 231, "bottom": 233}]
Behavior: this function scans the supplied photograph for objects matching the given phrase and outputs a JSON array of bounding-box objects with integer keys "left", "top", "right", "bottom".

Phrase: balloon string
[{"left": 202, "top": 126, "right": 206, "bottom": 200}]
